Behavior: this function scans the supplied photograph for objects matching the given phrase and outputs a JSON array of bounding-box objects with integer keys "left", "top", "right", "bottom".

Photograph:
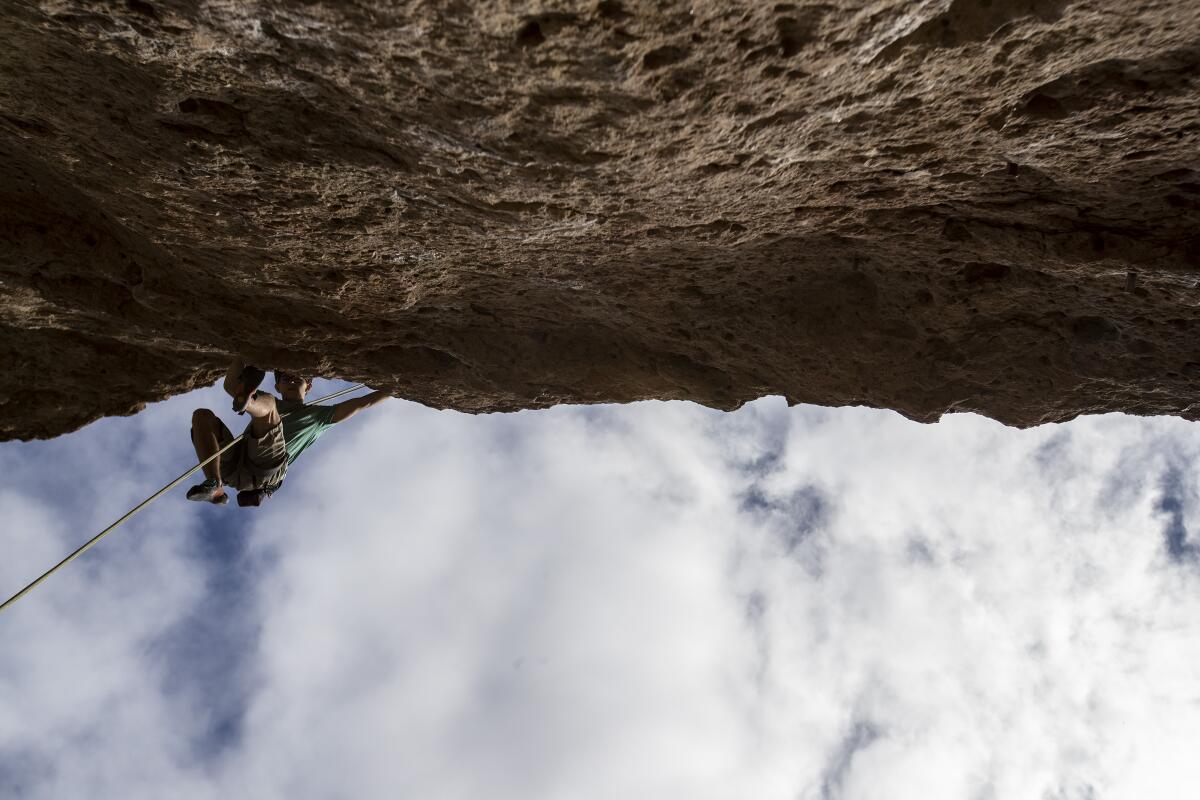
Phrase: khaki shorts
[{"left": 212, "top": 418, "right": 289, "bottom": 492}]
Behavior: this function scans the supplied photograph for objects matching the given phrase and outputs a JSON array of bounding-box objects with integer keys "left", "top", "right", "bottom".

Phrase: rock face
[{"left": 2, "top": 0, "right": 1199, "bottom": 439}]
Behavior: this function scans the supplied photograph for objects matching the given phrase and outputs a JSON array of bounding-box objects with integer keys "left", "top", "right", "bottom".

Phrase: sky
[{"left": 3, "top": 380, "right": 1200, "bottom": 799}]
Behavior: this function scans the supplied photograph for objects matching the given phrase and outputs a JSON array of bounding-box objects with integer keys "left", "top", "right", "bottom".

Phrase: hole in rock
[
  {"left": 517, "top": 20, "right": 545, "bottom": 46},
  {"left": 642, "top": 45, "right": 689, "bottom": 70},
  {"left": 1023, "top": 93, "right": 1069, "bottom": 119}
]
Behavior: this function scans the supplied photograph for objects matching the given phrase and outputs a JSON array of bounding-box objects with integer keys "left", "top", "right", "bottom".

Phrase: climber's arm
[
  {"left": 221, "top": 359, "right": 246, "bottom": 397},
  {"left": 330, "top": 390, "right": 391, "bottom": 424}
]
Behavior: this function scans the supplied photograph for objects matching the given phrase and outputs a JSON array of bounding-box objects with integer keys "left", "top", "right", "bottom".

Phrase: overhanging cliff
[{"left": 3, "top": 0, "right": 1199, "bottom": 439}]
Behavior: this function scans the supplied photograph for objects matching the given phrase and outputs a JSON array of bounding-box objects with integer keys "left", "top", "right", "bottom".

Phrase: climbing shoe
[
  {"left": 237, "top": 487, "right": 274, "bottom": 507},
  {"left": 232, "top": 364, "right": 267, "bottom": 415},
  {"left": 187, "top": 477, "right": 229, "bottom": 505}
]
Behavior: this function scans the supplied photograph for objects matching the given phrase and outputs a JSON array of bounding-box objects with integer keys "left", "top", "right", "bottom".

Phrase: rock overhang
[{"left": 2, "top": 0, "right": 1199, "bottom": 439}]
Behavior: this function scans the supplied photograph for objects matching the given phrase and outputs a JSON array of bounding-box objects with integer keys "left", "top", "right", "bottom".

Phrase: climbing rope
[{"left": 0, "top": 383, "right": 369, "bottom": 614}]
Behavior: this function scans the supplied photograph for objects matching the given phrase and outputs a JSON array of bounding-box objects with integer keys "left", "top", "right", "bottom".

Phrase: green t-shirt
[{"left": 277, "top": 398, "right": 338, "bottom": 466}]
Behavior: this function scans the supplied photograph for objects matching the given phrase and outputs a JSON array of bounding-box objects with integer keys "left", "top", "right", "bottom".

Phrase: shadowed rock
[{"left": 2, "top": 0, "right": 1200, "bottom": 439}]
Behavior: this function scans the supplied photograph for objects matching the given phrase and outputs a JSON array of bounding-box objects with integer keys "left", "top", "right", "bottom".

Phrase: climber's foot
[{"left": 187, "top": 477, "right": 228, "bottom": 505}]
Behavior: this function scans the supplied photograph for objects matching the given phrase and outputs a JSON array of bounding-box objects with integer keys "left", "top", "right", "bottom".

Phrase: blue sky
[{"left": 3, "top": 383, "right": 1200, "bottom": 799}]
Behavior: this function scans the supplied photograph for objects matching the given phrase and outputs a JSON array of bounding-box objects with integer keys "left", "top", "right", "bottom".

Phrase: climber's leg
[
  {"left": 223, "top": 360, "right": 267, "bottom": 414},
  {"left": 190, "top": 408, "right": 232, "bottom": 485},
  {"left": 243, "top": 391, "right": 282, "bottom": 439},
  {"left": 236, "top": 392, "right": 289, "bottom": 493}
]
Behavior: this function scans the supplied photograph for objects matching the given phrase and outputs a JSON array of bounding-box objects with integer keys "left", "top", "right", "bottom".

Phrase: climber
[{"left": 186, "top": 360, "right": 391, "bottom": 507}]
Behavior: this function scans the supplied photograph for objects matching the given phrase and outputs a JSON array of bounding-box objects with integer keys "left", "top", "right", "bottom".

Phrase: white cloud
[{"left": 3, "top": 389, "right": 1200, "bottom": 799}]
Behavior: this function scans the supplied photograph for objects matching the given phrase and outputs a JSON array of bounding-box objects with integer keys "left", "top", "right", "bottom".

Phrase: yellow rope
[{"left": 0, "top": 383, "right": 368, "bottom": 614}]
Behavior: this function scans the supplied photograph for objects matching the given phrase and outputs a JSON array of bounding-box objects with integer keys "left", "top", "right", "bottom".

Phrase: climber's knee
[
  {"left": 246, "top": 391, "right": 278, "bottom": 416},
  {"left": 192, "top": 407, "right": 218, "bottom": 430},
  {"left": 246, "top": 393, "right": 281, "bottom": 437}
]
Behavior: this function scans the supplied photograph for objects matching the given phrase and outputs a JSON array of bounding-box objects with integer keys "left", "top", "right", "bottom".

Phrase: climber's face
[{"left": 275, "top": 372, "right": 309, "bottom": 402}]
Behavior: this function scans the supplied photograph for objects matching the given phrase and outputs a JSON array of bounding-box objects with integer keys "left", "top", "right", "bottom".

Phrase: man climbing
[{"left": 186, "top": 360, "right": 390, "bottom": 507}]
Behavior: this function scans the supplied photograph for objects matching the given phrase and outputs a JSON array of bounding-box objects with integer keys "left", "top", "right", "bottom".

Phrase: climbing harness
[{"left": 0, "top": 383, "right": 368, "bottom": 614}]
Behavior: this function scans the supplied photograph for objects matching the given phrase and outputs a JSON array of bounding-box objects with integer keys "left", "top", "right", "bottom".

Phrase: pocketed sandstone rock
[{"left": 2, "top": 0, "right": 1199, "bottom": 438}]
